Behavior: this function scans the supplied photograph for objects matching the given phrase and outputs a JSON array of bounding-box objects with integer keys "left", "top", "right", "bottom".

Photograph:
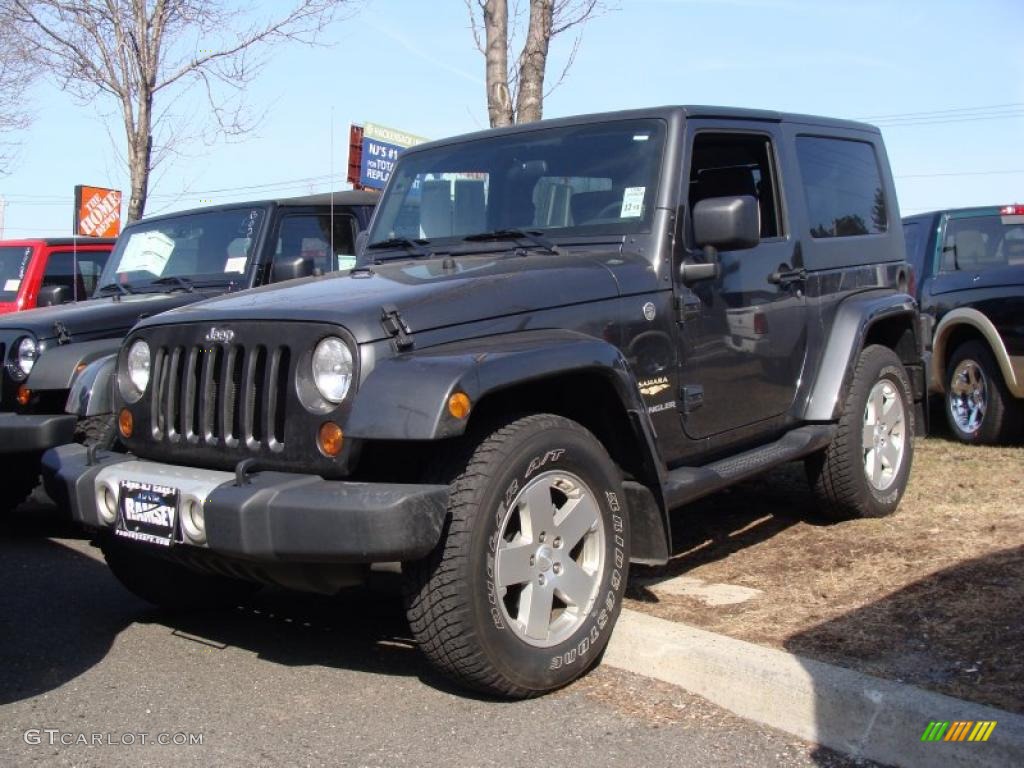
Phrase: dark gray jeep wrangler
[{"left": 43, "top": 106, "right": 922, "bottom": 698}]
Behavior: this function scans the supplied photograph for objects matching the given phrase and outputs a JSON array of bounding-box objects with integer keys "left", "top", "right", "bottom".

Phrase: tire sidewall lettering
[{"left": 474, "top": 431, "right": 629, "bottom": 688}]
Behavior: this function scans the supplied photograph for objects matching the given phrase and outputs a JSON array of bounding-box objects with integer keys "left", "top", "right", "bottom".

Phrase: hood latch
[
  {"left": 381, "top": 304, "right": 414, "bottom": 352},
  {"left": 54, "top": 321, "right": 71, "bottom": 345}
]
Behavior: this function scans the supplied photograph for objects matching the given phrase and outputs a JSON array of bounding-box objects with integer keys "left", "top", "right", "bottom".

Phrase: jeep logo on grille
[{"left": 205, "top": 327, "right": 235, "bottom": 344}]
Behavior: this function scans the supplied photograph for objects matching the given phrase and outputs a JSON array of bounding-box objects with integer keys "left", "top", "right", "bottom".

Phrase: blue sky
[{"left": 2, "top": 0, "right": 1022, "bottom": 237}]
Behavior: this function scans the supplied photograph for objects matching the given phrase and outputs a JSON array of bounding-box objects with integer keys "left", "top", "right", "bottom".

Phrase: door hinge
[
  {"left": 680, "top": 384, "right": 704, "bottom": 413},
  {"left": 675, "top": 294, "right": 701, "bottom": 323},
  {"left": 381, "top": 304, "right": 414, "bottom": 351}
]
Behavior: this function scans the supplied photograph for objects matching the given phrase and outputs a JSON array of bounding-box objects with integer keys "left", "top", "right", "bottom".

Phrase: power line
[
  {"left": 859, "top": 101, "right": 1024, "bottom": 120},
  {"left": 875, "top": 112, "right": 1024, "bottom": 128},
  {"left": 897, "top": 168, "right": 1024, "bottom": 179}
]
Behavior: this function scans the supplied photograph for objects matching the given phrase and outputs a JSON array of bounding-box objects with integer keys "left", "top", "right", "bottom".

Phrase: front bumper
[
  {"left": 0, "top": 412, "right": 77, "bottom": 454},
  {"left": 42, "top": 444, "right": 450, "bottom": 564}
]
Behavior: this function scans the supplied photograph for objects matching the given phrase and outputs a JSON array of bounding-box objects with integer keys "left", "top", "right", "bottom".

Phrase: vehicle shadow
[
  {"left": 0, "top": 535, "right": 134, "bottom": 705},
  {"left": 0, "top": 520, "right": 483, "bottom": 704},
  {"left": 628, "top": 460, "right": 820, "bottom": 598},
  {"left": 785, "top": 546, "right": 1023, "bottom": 765},
  {"left": 147, "top": 574, "right": 473, "bottom": 698}
]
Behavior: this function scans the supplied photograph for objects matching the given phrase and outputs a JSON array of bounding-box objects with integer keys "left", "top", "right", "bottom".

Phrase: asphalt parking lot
[{"left": 0, "top": 502, "right": 869, "bottom": 768}]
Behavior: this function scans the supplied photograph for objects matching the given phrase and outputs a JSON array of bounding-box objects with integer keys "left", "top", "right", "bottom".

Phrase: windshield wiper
[
  {"left": 96, "top": 281, "right": 135, "bottom": 296},
  {"left": 462, "top": 229, "right": 561, "bottom": 255},
  {"left": 366, "top": 237, "right": 433, "bottom": 261},
  {"left": 148, "top": 275, "right": 195, "bottom": 293}
]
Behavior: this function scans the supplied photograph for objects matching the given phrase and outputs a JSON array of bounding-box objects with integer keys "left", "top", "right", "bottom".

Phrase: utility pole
[{"left": 0, "top": 197, "right": 6, "bottom": 239}]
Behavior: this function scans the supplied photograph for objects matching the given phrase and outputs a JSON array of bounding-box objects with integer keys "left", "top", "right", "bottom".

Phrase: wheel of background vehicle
[
  {"left": 944, "top": 340, "right": 1020, "bottom": 444},
  {"left": 100, "top": 537, "right": 258, "bottom": 611},
  {"left": 805, "top": 344, "right": 914, "bottom": 520},
  {"left": 404, "top": 413, "right": 630, "bottom": 698},
  {"left": 0, "top": 453, "right": 42, "bottom": 515},
  {"left": 74, "top": 414, "right": 118, "bottom": 451}
]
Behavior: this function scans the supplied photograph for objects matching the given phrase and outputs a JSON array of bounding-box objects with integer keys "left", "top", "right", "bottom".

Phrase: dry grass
[{"left": 626, "top": 436, "right": 1024, "bottom": 713}]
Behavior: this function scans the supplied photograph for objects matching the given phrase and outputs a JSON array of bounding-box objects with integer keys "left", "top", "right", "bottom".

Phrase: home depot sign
[{"left": 74, "top": 185, "right": 123, "bottom": 238}]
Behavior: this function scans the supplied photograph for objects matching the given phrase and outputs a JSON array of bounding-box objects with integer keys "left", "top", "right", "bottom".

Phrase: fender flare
[
  {"left": 930, "top": 307, "right": 1023, "bottom": 398},
  {"left": 346, "top": 330, "right": 673, "bottom": 564},
  {"left": 65, "top": 353, "right": 118, "bottom": 417},
  {"left": 803, "top": 291, "right": 919, "bottom": 421},
  {"left": 26, "top": 338, "right": 124, "bottom": 392}
]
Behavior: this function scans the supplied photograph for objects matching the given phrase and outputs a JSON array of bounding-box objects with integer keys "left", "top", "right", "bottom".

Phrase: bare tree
[
  {"left": 467, "top": 0, "right": 607, "bottom": 127},
  {"left": 11, "top": 0, "right": 356, "bottom": 221},
  {"left": 0, "top": 6, "right": 37, "bottom": 174}
]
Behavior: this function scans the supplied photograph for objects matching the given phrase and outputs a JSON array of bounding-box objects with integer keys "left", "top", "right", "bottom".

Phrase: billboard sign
[
  {"left": 357, "top": 122, "right": 427, "bottom": 190},
  {"left": 74, "top": 185, "right": 123, "bottom": 238}
]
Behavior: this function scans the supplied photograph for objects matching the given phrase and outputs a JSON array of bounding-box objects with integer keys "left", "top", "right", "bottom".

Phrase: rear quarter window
[{"left": 796, "top": 136, "right": 888, "bottom": 238}]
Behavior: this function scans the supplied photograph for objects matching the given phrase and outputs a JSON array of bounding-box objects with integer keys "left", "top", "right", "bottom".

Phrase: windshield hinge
[
  {"left": 381, "top": 304, "right": 414, "bottom": 352},
  {"left": 54, "top": 321, "right": 71, "bottom": 345}
]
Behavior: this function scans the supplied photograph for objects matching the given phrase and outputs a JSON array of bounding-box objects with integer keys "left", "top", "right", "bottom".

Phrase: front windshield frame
[
  {"left": 95, "top": 205, "right": 271, "bottom": 296},
  {"left": 366, "top": 118, "right": 667, "bottom": 254},
  {"left": 0, "top": 245, "right": 36, "bottom": 301}
]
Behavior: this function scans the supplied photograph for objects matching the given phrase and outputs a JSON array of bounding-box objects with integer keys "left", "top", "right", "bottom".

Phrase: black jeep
[
  {"left": 1, "top": 191, "right": 377, "bottom": 513},
  {"left": 44, "top": 107, "right": 921, "bottom": 697},
  {"left": 904, "top": 204, "right": 1024, "bottom": 443}
]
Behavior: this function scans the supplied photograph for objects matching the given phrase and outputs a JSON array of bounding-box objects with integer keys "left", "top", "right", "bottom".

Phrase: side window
[
  {"left": 688, "top": 132, "right": 783, "bottom": 239},
  {"left": 275, "top": 214, "right": 357, "bottom": 274},
  {"left": 941, "top": 215, "right": 1024, "bottom": 272},
  {"left": 43, "top": 251, "right": 108, "bottom": 299},
  {"left": 795, "top": 137, "right": 887, "bottom": 238}
]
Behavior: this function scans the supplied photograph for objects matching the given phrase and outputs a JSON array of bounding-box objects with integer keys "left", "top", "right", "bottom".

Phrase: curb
[{"left": 603, "top": 608, "right": 1024, "bottom": 768}]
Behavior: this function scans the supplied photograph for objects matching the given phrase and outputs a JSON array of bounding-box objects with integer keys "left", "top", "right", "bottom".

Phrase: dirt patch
[{"left": 626, "top": 436, "right": 1024, "bottom": 714}]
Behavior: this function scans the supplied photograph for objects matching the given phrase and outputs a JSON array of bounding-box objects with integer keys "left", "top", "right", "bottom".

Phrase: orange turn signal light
[
  {"left": 118, "top": 408, "right": 134, "bottom": 439},
  {"left": 318, "top": 422, "right": 344, "bottom": 457},
  {"left": 448, "top": 392, "right": 471, "bottom": 420},
  {"left": 16, "top": 386, "right": 31, "bottom": 406}
]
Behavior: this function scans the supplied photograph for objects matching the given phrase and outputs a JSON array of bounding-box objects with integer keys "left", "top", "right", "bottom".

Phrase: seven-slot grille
[{"left": 150, "top": 342, "right": 291, "bottom": 451}]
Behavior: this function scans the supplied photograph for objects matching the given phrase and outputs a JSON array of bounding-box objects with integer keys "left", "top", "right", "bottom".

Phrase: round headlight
[
  {"left": 121, "top": 340, "right": 151, "bottom": 402},
  {"left": 312, "top": 337, "right": 353, "bottom": 404},
  {"left": 14, "top": 337, "right": 38, "bottom": 379}
]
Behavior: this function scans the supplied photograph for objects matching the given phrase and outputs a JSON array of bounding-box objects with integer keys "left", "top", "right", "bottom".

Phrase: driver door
[{"left": 675, "top": 125, "right": 807, "bottom": 440}]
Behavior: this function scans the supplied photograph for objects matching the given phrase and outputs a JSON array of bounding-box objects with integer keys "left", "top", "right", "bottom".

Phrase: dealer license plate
[{"left": 116, "top": 480, "right": 179, "bottom": 547}]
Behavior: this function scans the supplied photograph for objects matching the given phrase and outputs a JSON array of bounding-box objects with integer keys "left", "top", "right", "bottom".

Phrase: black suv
[
  {"left": 44, "top": 107, "right": 921, "bottom": 697},
  {"left": 904, "top": 204, "right": 1024, "bottom": 443},
  {"left": 0, "top": 191, "right": 377, "bottom": 513}
]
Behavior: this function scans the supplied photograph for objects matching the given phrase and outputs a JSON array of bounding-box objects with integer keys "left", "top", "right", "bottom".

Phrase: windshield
[
  {"left": 367, "top": 119, "right": 666, "bottom": 252},
  {"left": 96, "top": 206, "right": 267, "bottom": 294},
  {"left": 0, "top": 245, "right": 36, "bottom": 301}
]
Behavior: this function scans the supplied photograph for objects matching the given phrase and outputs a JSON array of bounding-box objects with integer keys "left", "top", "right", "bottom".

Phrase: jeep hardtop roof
[
  {"left": 129, "top": 190, "right": 380, "bottom": 228},
  {"left": 408, "top": 105, "right": 880, "bottom": 155}
]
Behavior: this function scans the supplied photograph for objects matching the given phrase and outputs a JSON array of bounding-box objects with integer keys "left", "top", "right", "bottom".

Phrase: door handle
[{"left": 768, "top": 264, "right": 807, "bottom": 287}]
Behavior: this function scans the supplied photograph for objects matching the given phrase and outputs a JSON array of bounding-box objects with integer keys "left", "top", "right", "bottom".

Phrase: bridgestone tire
[
  {"left": 944, "top": 340, "right": 1020, "bottom": 445},
  {"left": 404, "top": 414, "right": 630, "bottom": 698},
  {"left": 100, "top": 537, "right": 257, "bottom": 611},
  {"left": 806, "top": 344, "right": 915, "bottom": 520},
  {"left": 0, "top": 453, "right": 41, "bottom": 515}
]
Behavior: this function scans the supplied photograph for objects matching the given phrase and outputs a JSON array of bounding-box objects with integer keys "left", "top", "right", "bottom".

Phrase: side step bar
[{"left": 662, "top": 425, "right": 836, "bottom": 511}]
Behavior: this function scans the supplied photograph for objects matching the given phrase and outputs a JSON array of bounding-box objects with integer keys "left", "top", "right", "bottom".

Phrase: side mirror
[
  {"left": 693, "top": 195, "right": 760, "bottom": 252},
  {"left": 37, "top": 284, "right": 71, "bottom": 307},
  {"left": 271, "top": 256, "right": 315, "bottom": 283}
]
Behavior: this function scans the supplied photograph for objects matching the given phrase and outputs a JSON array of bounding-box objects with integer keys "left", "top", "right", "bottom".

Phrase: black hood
[
  {"left": 0, "top": 291, "right": 215, "bottom": 344},
  {"left": 135, "top": 249, "right": 629, "bottom": 344}
]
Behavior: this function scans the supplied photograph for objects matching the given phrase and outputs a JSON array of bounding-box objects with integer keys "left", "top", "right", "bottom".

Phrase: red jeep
[{"left": 0, "top": 238, "right": 115, "bottom": 314}]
